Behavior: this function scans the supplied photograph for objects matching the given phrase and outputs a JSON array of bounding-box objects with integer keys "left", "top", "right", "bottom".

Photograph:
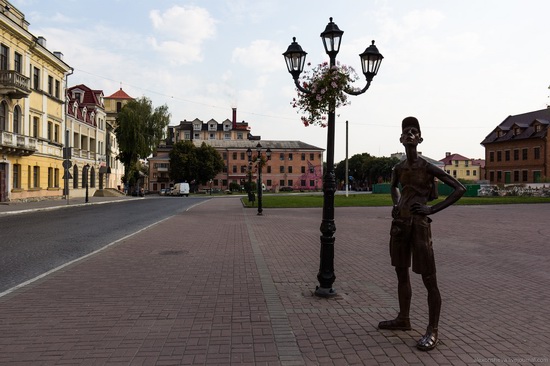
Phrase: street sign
[
  {"left": 62, "top": 159, "right": 72, "bottom": 169},
  {"left": 62, "top": 171, "right": 73, "bottom": 179}
]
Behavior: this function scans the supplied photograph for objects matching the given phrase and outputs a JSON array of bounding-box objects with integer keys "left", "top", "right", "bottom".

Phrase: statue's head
[{"left": 400, "top": 116, "right": 423, "bottom": 145}]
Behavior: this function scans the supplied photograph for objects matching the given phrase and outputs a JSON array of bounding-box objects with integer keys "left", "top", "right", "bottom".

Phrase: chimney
[
  {"left": 232, "top": 107, "right": 237, "bottom": 129},
  {"left": 36, "top": 36, "right": 46, "bottom": 47},
  {"left": 53, "top": 51, "right": 64, "bottom": 60},
  {"left": 446, "top": 152, "right": 451, "bottom": 157}
]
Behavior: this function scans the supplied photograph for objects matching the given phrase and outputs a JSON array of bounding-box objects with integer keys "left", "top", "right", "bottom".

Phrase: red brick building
[
  {"left": 481, "top": 108, "right": 550, "bottom": 184},
  {"left": 148, "top": 109, "right": 324, "bottom": 192}
]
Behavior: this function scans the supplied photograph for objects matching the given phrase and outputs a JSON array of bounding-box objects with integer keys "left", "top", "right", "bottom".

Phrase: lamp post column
[{"left": 257, "top": 163, "right": 263, "bottom": 215}]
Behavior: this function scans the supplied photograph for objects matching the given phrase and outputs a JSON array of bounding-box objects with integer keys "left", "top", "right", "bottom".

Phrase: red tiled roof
[
  {"left": 107, "top": 88, "right": 133, "bottom": 99},
  {"left": 439, "top": 153, "right": 471, "bottom": 165}
]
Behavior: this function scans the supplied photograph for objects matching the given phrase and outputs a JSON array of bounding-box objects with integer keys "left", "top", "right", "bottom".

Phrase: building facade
[
  {"left": 481, "top": 108, "right": 550, "bottom": 184},
  {"left": 439, "top": 152, "right": 483, "bottom": 182},
  {"left": 148, "top": 108, "right": 324, "bottom": 192},
  {"left": 103, "top": 88, "right": 132, "bottom": 190},
  {"left": 65, "top": 84, "right": 107, "bottom": 197},
  {"left": 0, "top": 1, "right": 72, "bottom": 202}
]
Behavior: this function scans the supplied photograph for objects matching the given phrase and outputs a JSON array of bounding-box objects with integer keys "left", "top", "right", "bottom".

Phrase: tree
[
  {"left": 169, "top": 141, "right": 224, "bottom": 185},
  {"left": 115, "top": 97, "right": 170, "bottom": 188},
  {"left": 335, "top": 153, "right": 398, "bottom": 189}
]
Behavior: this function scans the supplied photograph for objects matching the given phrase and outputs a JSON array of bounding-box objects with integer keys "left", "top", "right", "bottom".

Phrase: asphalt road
[{"left": 0, "top": 196, "right": 209, "bottom": 293}]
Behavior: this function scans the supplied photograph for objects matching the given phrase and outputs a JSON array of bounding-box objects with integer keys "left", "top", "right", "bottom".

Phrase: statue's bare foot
[
  {"left": 417, "top": 327, "right": 438, "bottom": 351},
  {"left": 378, "top": 317, "right": 411, "bottom": 331}
]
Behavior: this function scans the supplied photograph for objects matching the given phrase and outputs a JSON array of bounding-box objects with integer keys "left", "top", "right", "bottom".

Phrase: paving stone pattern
[{"left": 0, "top": 198, "right": 549, "bottom": 365}]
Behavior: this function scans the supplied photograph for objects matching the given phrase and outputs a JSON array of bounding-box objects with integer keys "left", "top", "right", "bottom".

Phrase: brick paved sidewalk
[{"left": 0, "top": 198, "right": 549, "bottom": 365}]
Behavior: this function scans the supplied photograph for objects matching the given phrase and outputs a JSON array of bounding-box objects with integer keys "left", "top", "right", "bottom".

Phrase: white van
[{"left": 171, "top": 182, "right": 190, "bottom": 197}]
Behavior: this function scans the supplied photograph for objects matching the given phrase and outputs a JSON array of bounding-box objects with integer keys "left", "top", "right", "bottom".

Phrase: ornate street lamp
[{"left": 284, "top": 17, "right": 383, "bottom": 297}]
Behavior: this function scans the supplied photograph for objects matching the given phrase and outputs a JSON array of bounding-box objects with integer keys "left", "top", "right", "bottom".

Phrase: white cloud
[
  {"left": 231, "top": 40, "right": 284, "bottom": 73},
  {"left": 148, "top": 5, "right": 216, "bottom": 65}
]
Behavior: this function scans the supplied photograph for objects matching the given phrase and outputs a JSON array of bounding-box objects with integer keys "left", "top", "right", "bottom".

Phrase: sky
[{"left": 13, "top": 0, "right": 550, "bottom": 163}]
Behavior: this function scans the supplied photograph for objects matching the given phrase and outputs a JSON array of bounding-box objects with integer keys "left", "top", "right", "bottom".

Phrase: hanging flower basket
[{"left": 291, "top": 62, "right": 359, "bottom": 127}]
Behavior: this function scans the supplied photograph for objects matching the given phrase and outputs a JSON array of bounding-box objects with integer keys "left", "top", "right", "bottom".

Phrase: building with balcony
[
  {"left": 148, "top": 108, "right": 324, "bottom": 193},
  {"left": 481, "top": 108, "right": 550, "bottom": 184},
  {"left": 65, "top": 84, "right": 107, "bottom": 197},
  {"left": 0, "top": 1, "right": 72, "bottom": 202}
]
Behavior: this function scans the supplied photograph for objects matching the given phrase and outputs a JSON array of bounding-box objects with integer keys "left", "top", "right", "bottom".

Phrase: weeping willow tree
[{"left": 115, "top": 97, "right": 170, "bottom": 190}]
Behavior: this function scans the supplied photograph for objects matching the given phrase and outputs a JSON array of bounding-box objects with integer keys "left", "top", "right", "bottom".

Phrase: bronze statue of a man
[{"left": 378, "top": 117, "right": 466, "bottom": 351}]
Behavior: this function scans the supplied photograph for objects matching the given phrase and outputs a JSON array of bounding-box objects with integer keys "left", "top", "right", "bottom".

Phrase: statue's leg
[
  {"left": 378, "top": 267, "right": 411, "bottom": 330},
  {"left": 417, "top": 273, "right": 440, "bottom": 351}
]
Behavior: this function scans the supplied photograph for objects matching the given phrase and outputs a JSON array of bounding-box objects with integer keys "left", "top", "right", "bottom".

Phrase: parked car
[
  {"left": 171, "top": 182, "right": 190, "bottom": 197},
  {"left": 158, "top": 188, "right": 169, "bottom": 196}
]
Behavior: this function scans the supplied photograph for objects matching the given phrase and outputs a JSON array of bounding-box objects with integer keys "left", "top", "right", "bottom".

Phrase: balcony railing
[
  {"left": 0, "top": 130, "right": 37, "bottom": 156},
  {"left": 0, "top": 70, "right": 31, "bottom": 99}
]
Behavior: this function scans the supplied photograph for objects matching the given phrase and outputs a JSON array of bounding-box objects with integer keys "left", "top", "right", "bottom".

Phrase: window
[
  {"left": 505, "top": 150, "right": 510, "bottom": 161},
  {"left": 489, "top": 171, "right": 495, "bottom": 182},
  {"left": 0, "top": 44, "right": 8, "bottom": 70},
  {"left": 289, "top": 153, "right": 293, "bottom": 161},
  {"left": 33, "top": 66, "right": 40, "bottom": 90},
  {"left": 184, "top": 132, "right": 190, "bottom": 140},
  {"left": 31, "top": 117, "right": 39, "bottom": 137},
  {"left": 90, "top": 168, "right": 95, "bottom": 188},
  {"left": 280, "top": 180, "right": 285, "bottom": 186},
  {"left": 514, "top": 127, "right": 521, "bottom": 135},
  {"left": 222, "top": 152, "right": 227, "bottom": 160},
  {"left": 497, "top": 171, "right": 502, "bottom": 182},
  {"left": 513, "top": 171, "right": 519, "bottom": 182},
  {"left": 497, "top": 151, "right": 502, "bottom": 162},
  {"left": 48, "top": 168, "right": 54, "bottom": 187},
  {"left": 13, "top": 164, "right": 21, "bottom": 189},
  {"left": 194, "top": 133, "right": 200, "bottom": 139},
  {"left": 522, "top": 170, "right": 528, "bottom": 182},
  {"left": 267, "top": 166, "right": 271, "bottom": 173},
  {"left": 288, "top": 166, "right": 293, "bottom": 173},
  {"left": 280, "top": 166, "right": 285, "bottom": 173},
  {"left": 309, "top": 166, "right": 314, "bottom": 173},
  {"left": 279, "top": 153, "right": 284, "bottom": 161},
  {"left": 534, "top": 147, "right": 541, "bottom": 160},
  {"left": 0, "top": 101, "right": 6, "bottom": 131},
  {"left": 240, "top": 165, "right": 246, "bottom": 173},
  {"left": 535, "top": 125, "right": 542, "bottom": 133},
  {"left": 232, "top": 152, "right": 237, "bottom": 160},
  {"left": 466, "top": 170, "right": 470, "bottom": 176},
  {"left": 301, "top": 166, "right": 306, "bottom": 173},
  {"left": 522, "top": 148, "right": 528, "bottom": 160},
  {"left": 48, "top": 76, "right": 53, "bottom": 95},
  {"left": 47, "top": 121, "right": 53, "bottom": 140},
  {"left": 489, "top": 151, "right": 494, "bottom": 162},
  {"left": 513, "top": 149, "right": 519, "bottom": 161},
  {"left": 209, "top": 133, "right": 215, "bottom": 139},
  {"left": 452, "top": 170, "right": 457, "bottom": 177},
  {"left": 301, "top": 180, "right": 306, "bottom": 186},
  {"left": 301, "top": 153, "right": 306, "bottom": 161},
  {"left": 287, "top": 180, "right": 293, "bottom": 186},
  {"left": 473, "top": 170, "right": 477, "bottom": 176},
  {"left": 116, "top": 102, "right": 122, "bottom": 112},
  {"left": 33, "top": 166, "right": 40, "bottom": 188},
  {"left": 240, "top": 152, "right": 245, "bottom": 160},
  {"left": 55, "top": 80, "right": 60, "bottom": 98},
  {"left": 310, "top": 180, "right": 315, "bottom": 187},
  {"left": 266, "top": 179, "right": 272, "bottom": 186},
  {"left": 237, "top": 133, "right": 243, "bottom": 140},
  {"left": 13, "top": 106, "right": 21, "bottom": 134},
  {"left": 310, "top": 153, "right": 314, "bottom": 161},
  {"left": 224, "top": 133, "right": 230, "bottom": 140},
  {"left": 454, "top": 161, "right": 459, "bottom": 167},
  {"left": 232, "top": 165, "right": 237, "bottom": 173},
  {"left": 14, "top": 52, "right": 22, "bottom": 73}
]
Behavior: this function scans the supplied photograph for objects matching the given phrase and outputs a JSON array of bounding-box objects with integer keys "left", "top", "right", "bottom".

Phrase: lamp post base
[{"left": 315, "top": 286, "right": 337, "bottom": 298}]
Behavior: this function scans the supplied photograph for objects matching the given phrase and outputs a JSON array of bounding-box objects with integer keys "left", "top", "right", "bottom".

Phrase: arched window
[
  {"left": 13, "top": 105, "right": 21, "bottom": 134},
  {"left": 73, "top": 165, "right": 79, "bottom": 188},
  {"left": 0, "top": 101, "right": 7, "bottom": 131},
  {"left": 90, "top": 167, "right": 95, "bottom": 188}
]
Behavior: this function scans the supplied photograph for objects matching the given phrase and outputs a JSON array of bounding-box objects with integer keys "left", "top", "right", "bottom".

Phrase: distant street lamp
[
  {"left": 248, "top": 143, "right": 271, "bottom": 215},
  {"left": 84, "top": 163, "right": 90, "bottom": 203},
  {"left": 283, "top": 17, "right": 383, "bottom": 297}
]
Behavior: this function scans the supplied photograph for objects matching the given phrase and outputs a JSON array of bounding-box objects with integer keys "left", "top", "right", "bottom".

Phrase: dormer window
[
  {"left": 74, "top": 92, "right": 81, "bottom": 102},
  {"left": 514, "top": 127, "right": 521, "bottom": 135},
  {"left": 209, "top": 123, "right": 216, "bottom": 131},
  {"left": 535, "top": 124, "right": 542, "bottom": 132},
  {"left": 193, "top": 123, "right": 201, "bottom": 130}
]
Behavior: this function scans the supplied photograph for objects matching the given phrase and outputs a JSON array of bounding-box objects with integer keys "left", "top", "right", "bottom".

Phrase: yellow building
[
  {"left": 440, "top": 152, "right": 483, "bottom": 182},
  {"left": 0, "top": 1, "right": 72, "bottom": 202}
]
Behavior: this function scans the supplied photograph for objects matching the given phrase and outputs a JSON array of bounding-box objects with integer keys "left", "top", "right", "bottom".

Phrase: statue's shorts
[{"left": 389, "top": 215, "right": 435, "bottom": 275}]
